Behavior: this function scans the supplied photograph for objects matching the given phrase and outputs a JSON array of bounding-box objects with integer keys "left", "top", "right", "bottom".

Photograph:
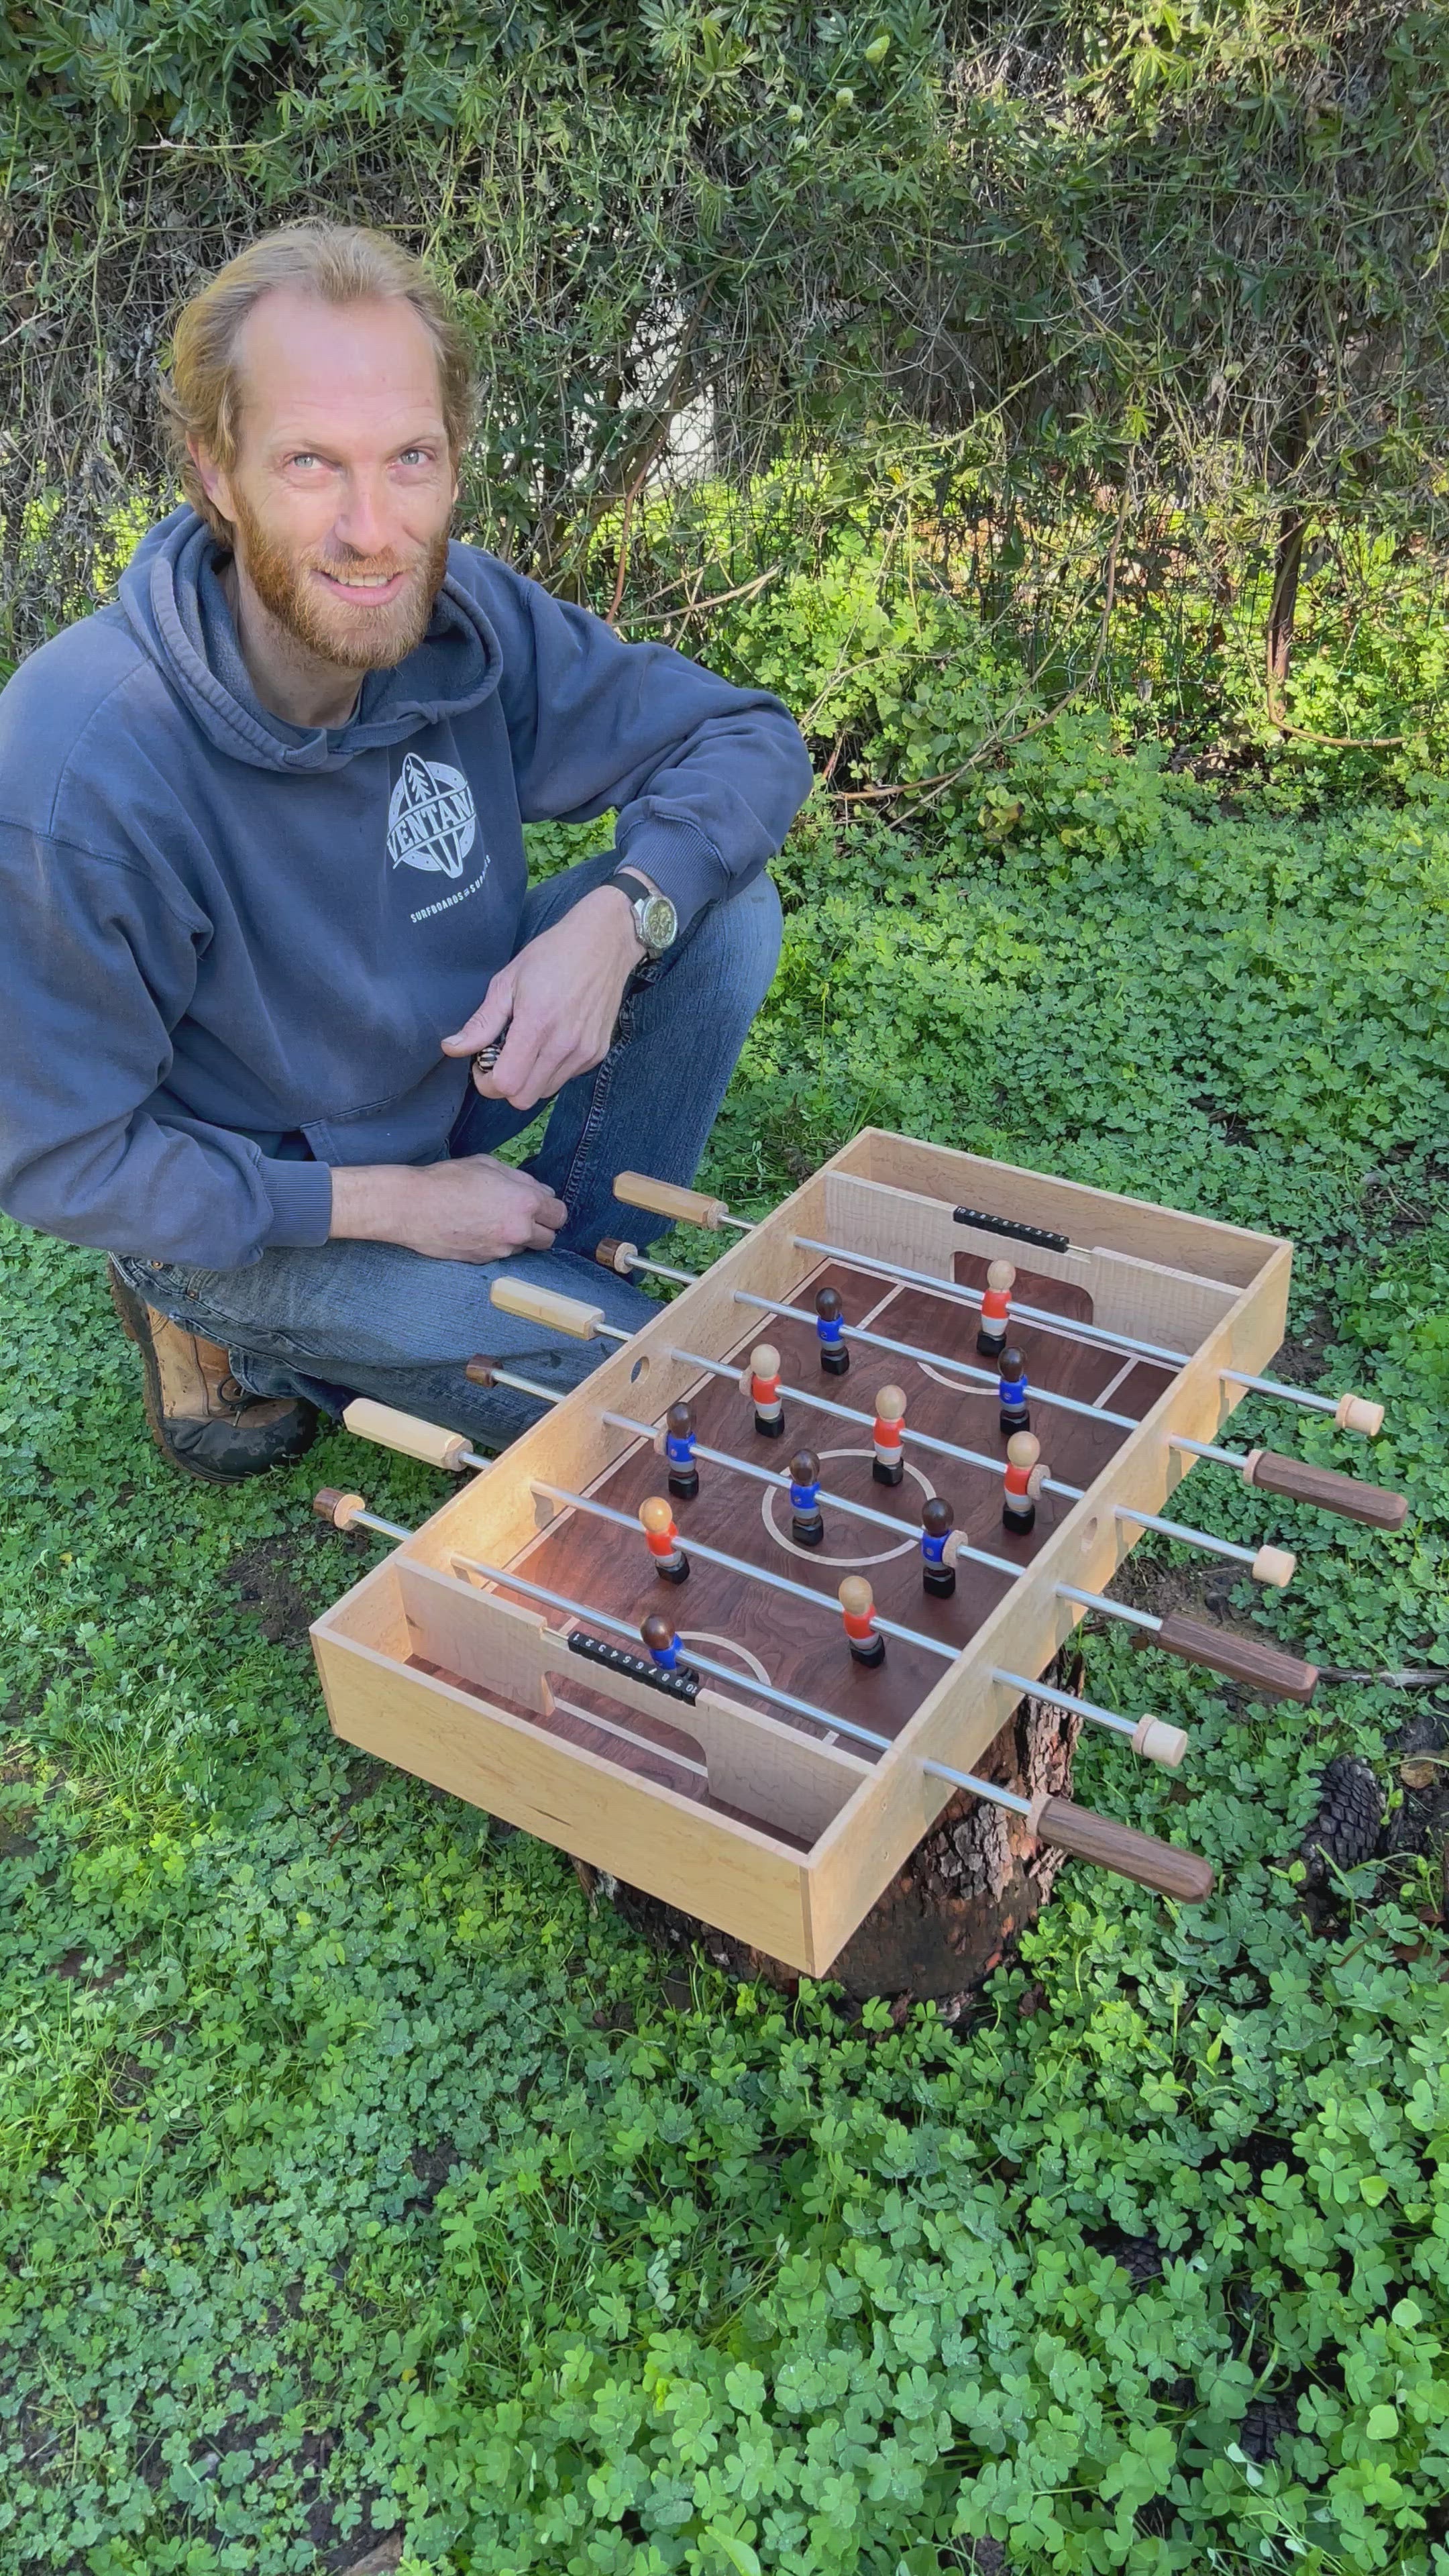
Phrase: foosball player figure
[
  {"left": 839, "top": 1574, "right": 886, "bottom": 1668},
  {"left": 1002, "top": 1430, "right": 1044, "bottom": 1534},
  {"left": 998, "top": 1346, "right": 1030, "bottom": 1437},
  {"left": 814, "top": 1286, "right": 851, "bottom": 1377},
  {"left": 639, "top": 1495, "right": 690, "bottom": 1583},
  {"left": 975, "top": 1258, "right": 1016, "bottom": 1358},
  {"left": 920, "top": 1496, "right": 957, "bottom": 1598},
  {"left": 664, "top": 1399, "right": 700, "bottom": 1501},
  {"left": 749, "top": 1342, "right": 786, "bottom": 1438},
  {"left": 788, "top": 1448, "right": 824, "bottom": 1548},
  {"left": 641, "top": 1612, "right": 688, "bottom": 1674},
  {"left": 872, "top": 1383, "right": 907, "bottom": 1487}
]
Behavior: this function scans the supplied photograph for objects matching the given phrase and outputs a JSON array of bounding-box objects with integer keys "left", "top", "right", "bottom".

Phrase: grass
[{"left": 2, "top": 775, "right": 1449, "bottom": 2575}]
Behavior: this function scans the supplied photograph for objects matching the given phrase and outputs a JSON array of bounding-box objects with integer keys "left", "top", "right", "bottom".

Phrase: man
[{"left": 0, "top": 224, "right": 811, "bottom": 1479}]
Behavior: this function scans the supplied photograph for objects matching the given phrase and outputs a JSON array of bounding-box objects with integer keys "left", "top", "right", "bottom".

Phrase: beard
[{"left": 229, "top": 492, "right": 450, "bottom": 673}]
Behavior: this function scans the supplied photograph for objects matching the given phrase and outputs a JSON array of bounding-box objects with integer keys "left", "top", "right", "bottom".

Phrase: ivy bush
[{"left": 3, "top": 710, "right": 1449, "bottom": 2570}]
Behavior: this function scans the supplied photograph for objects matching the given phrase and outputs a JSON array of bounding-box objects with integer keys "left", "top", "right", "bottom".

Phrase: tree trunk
[
  {"left": 1267, "top": 504, "right": 1307, "bottom": 710},
  {"left": 595, "top": 1650, "right": 1084, "bottom": 2009}
]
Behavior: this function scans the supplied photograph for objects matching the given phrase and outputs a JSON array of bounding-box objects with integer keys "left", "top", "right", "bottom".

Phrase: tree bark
[{"left": 596, "top": 1650, "right": 1084, "bottom": 2008}]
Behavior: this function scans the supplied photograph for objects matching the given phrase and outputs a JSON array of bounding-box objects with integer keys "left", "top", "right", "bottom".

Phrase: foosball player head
[
  {"left": 665, "top": 1398, "right": 700, "bottom": 1501},
  {"left": 314, "top": 1487, "right": 366, "bottom": 1532},
  {"left": 920, "top": 1495, "right": 957, "bottom": 1598},
  {"left": 814, "top": 1285, "right": 851, "bottom": 1375},
  {"left": 975, "top": 1257, "right": 1016, "bottom": 1357},
  {"left": 1002, "top": 1430, "right": 1040, "bottom": 1534},
  {"left": 839, "top": 1574, "right": 886, "bottom": 1668},
  {"left": 639, "top": 1494, "right": 690, "bottom": 1584},
  {"left": 998, "top": 1345, "right": 1030, "bottom": 1437},
  {"left": 788, "top": 1447, "right": 825, "bottom": 1548},
  {"left": 641, "top": 1611, "right": 682, "bottom": 1671}
]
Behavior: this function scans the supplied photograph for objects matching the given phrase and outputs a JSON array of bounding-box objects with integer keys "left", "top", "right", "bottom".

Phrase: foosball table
[{"left": 309, "top": 1132, "right": 1407, "bottom": 1975}]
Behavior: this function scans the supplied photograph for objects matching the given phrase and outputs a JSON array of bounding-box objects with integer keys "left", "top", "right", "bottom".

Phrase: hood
[{"left": 119, "top": 506, "right": 502, "bottom": 773}]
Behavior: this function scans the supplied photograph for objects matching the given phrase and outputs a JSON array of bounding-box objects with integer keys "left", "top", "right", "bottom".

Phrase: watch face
[{"left": 640, "top": 892, "right": 677, "bottom": 950}]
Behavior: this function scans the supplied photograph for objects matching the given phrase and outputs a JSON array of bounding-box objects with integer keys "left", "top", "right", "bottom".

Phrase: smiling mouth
[{"left": 315, "top": 566, "right": 411, "bottom": 597}]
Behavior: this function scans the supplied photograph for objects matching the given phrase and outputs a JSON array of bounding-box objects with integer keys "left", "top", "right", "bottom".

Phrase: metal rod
[
  {"left": 597, "top": 1407, "right": 1024, "bottom": 1579},
  {"left": 1057, "top": 1581, "right": 1161, "bottom": 1634},
  {"left": 444, "top": 1547, "right": 874, "bottom": 1744},
  {"left": 734, "top": 1287, "right": 1140, "bottom": 1432},
  {"left": 791, "top": 1234, "right": 1191, "bottom": 1369},
  {"left": 528, "top": 1479, "right": 966, "bottom": 1660},
  {"left": 345, "top": 1507, "right": 413, "bottom": 1543},
  {"left": 668, "top": 1344, "right": 1085, "bottom": 1503},
  {"left": 1114, "top": 1503, "right": 1260, "bottom": 1568},
  {"left": 336, "top": 1513, "right": 1165, "bottom": 1809},
  {"left": 1220, "top": 1369, "right": 1340, "bottom": 1416},
  {"left": 922, "top": 1760, "right": 1032, "bottom": 1817},
  {"left": 994, "top": 1667, "right": 1146, "bottom": 1746},
  {"left": 460, "top": 1362, "right": 1027, "bottom": 1585},
  {"left": 615, "top": 1250, "right": 699, "bottom": 1286},
  {"left": 1170, "top": 1434, "right": 1249, "bottom": 1474}
]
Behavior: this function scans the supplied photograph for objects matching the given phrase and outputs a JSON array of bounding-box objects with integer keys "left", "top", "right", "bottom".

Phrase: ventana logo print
[{"left": 385, "top": 753, "right": 490, "bottom": 924}]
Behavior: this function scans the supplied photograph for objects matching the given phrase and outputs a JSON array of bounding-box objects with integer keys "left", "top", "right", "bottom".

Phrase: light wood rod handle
[
  {"left": 1031, "top": 1794, "right": 1214, "bottom": 1902},
  {"left": 342, "top": 1398, "right": 472, "bottom": 1472},
  {"left": 614, "top": 1170, "right": 731, "bottom": 1229},
  {"left": 1155, "top": 1611, "right": 1319, "bottom": 1703},
  {"left": 489, "top": 1277, "right": 608, "bottom": 1339},
  {"left": 1245, "top": 1448, "right": 1408, "bottom": 1532}
]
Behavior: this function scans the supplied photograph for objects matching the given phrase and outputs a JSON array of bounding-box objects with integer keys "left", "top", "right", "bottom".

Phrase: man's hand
[
  {"left": 441, "top": 882, "right": 646, "bottom": 1112},
  {"left": 330, "top": 1155, "right": 568, "bottom": 1262}
]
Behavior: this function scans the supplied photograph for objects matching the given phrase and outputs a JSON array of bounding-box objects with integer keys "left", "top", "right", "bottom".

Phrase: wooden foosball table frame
[{"left": 309, "top": 1130, "right": 1405, "bottom": 1974}]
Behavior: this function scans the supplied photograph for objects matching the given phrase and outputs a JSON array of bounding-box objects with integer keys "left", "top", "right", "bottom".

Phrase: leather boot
[{"left": 107, "top": 1259, "right": 320, "bottom": 1483}]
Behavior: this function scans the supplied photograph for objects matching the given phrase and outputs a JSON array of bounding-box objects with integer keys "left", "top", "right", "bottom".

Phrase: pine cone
[{"left": 1301, "top": 1755, "right": 1383, "bottom": 1880}]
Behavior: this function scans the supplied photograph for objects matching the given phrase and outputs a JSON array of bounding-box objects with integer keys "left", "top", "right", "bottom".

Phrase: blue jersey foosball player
[
  {"left": 920, "top": 1496, "right": 957, "bottom": 1597},
  {"left": 814, "top": 1285, "right": 851, "bottom": 1377},
  {"left": 665, "top": 1399, "right": 700, "bottom": 1501},
  {"left": 641, "top": 1612, "right": 687, "bottom": 1672},
  {"left": 998, "top": 1346, "right": 1030, "bottom": 1437},
  {"left": 788, "top": 1447, "right": 824, "bottom": 1548}
]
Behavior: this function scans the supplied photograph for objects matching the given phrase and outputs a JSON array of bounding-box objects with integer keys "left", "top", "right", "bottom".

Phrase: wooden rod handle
[
  {"left": 342, "top": 1397, "right": 471, "bottom": 1472},
  {"left": 1030, "top": 1794, "right": 1214, "bottom": 1902},
  {"left": 1244, "top": 1448, "right": 1408, "bottom": 1532},
  {"left": 614, "top": 1170, "right": 731, "bottom": 1229},
  {"left": 1155, "top": 1611, "right": 1319, "bottom": 1703},
  {"left": 489, "top": 1277, "right": 608, "bottom": 1339}
]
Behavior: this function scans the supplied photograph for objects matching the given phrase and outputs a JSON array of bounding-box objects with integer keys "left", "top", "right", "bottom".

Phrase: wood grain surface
[{"left": 470, "top": 1257, "right": 1171, "bottom": 1790}]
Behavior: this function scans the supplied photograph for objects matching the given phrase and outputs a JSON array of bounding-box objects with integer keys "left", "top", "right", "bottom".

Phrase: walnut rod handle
[
  {"left": 1155, "top": 1611, "right": 1319, "bottom": 1704},
  {"left": 614, "top": 1170, "right": 731, "bottom": 1230},
  {"left": 342, "top": 1397, "right": 471, "bottom": 1472},
  {"left": 1245, "top": 1448, "right": 1409, "bottom": 1532},
  {"left": 489, "top": 1277, "right": 608, "bottom": 1339},
  {"left": 1032, "top": 1794, "right": 1215, "bottom": 1902}
]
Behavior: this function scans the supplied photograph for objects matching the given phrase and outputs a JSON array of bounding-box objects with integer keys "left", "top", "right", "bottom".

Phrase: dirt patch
[{"left": 221, "top": 1534, "right": 331, "bottom": 1648}]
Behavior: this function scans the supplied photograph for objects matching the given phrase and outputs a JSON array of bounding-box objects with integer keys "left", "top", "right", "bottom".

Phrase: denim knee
[{"left": 684, "top": 868, "right": 783, "bottom": 1019}]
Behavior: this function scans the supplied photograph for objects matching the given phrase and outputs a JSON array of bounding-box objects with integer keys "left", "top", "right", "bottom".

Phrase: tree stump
[{"left": 598, "top": 1650, "right": 1084, "bottom": 2008}]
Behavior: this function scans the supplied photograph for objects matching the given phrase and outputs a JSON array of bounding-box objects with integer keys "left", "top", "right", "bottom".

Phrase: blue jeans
[{"left": 118, "top": 853, "right": 782, "bottom": 1450}]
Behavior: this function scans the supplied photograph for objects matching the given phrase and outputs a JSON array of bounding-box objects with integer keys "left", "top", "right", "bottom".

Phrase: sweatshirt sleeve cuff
[
  {"left": 261, "top": 1155, "right": 333, "bottom": 1249},
  {"left": 614, "top": 817, "right": 729, "bottom": 935}
]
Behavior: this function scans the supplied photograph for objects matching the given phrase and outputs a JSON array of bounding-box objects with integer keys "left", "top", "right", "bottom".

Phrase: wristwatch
[{"left": 613, "top": 866, "right": 678, "bottom": 961}]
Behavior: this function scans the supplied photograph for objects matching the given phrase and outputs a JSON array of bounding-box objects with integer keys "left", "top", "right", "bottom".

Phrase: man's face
[{"left": 194, "top": 288, "right": 458, "bottom": 671}]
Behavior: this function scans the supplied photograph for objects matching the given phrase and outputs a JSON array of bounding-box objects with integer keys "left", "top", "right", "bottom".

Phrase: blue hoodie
[{"left": 0, "top": 508, "right": 812, "bottom": 1269}]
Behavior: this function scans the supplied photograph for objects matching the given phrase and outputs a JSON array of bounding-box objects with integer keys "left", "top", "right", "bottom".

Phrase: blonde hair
[{"left": 161, "top": 222, "right": 474, "bottom": 535}]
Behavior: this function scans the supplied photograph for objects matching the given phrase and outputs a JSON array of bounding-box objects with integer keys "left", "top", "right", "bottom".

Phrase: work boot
[{"left": 107, "top": 1259, "right": 319, "bottom": 1484}]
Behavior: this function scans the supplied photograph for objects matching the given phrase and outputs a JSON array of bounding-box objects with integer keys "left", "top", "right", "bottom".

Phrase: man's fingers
[
  {"left": 529, "top": 1187, "right": 569, "bottom": 1231},
  {"left": 527, "top": 1222, "right": 559, "bottom": 1252},
  {"left": 441, "top": 973, "right": 515, "bottom": 1058}
]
